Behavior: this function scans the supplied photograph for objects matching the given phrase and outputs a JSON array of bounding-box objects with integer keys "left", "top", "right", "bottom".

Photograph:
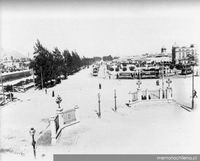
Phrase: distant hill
[{"left": 0, "top": 48, "right": 27, "bottom": 60}]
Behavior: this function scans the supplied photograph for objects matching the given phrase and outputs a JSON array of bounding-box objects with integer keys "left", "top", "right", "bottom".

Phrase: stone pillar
[
  {"left": 56, "top": 108, "right": 64, "bottom": 128},
  {"left": 166, "top": 87, "right": 172, "bottom": 100},
  {"left": 146, "top": 89, "right": 149, "bottom": 100},
  {"left": 74, "top": 105, "right": 79, "bottom": 121},
  {"left": 159, "top": 88, "right": 163, "bottom": 99},
  {"left": 128, "top": 91, "right": 131, "bottom": 103},
  {"left": 137, "top": 89, "right": 142, "bottom": 101},
  {"left": 50, "top": 116, "right": 57, "bottom": 145}
]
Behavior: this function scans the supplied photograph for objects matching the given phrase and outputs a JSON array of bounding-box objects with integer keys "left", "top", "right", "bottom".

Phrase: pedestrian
[
  {"left": 99, "top": 83, "right": 101, "bottom": 90},
  {"left": 156, "top": 80, "right": 159, "bottom": 86},
  {"left": 193, "top": 90, "right": 198, "bottom": 98},
  {"left": 149, "top": 95, "right": 151, "bottom": 100},
  {"left": 10, "top": 93, "right": 13, "bottom": 101},
  {"left": 45, "top": 88, "right": 47, "bottom": 94},
  {"left": 52, "top": 90, "right": 55, "bottom": 97}
]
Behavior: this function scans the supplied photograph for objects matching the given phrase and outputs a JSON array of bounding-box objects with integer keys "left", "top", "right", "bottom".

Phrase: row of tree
[{"left": 30, "top": 40, "right": 96, "bottom": 88}]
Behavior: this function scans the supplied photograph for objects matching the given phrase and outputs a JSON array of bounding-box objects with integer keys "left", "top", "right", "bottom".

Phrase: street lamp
[
  {"left": 29, "top": 128, "right": 36, "bottom": 159},
  {"left": 56, "top": 95, "right": 62, "bottom": 108},
  {"left": 114, "top": 89, "right": 117, "bottom": 112},
  {"left": 97, "top": 92, "right": 101, "bottom": 118}
]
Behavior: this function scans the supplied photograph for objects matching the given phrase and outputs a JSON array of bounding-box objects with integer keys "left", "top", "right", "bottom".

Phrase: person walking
[
  {"left": 99, "top": 83, "right": 101, "bottom": 90},
  {"left": 156, "top": 80, "right": 159, "bottom": 86},
  {"left": 193, "top": 89, "right": 198, "bottom": 98}
]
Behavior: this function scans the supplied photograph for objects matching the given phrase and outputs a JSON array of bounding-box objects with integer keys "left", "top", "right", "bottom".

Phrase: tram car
[
  {"left": 180, "top": 65, "right": 193, "bottom": 75},
  {"left": 140, "top": 68, "right": 160, "bottom": 79}
]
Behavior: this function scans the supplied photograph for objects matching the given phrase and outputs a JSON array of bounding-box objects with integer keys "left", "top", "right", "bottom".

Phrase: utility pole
[
  {"left": 191, "top": 46, "right": 196, "bottom": 109},
  {"left": 162, "top": 61, "right": 164, "bottom": 93},
  {"left": 138, "top": 62, "right": 141, "bottom": 80},
  {"left": 23, "top": 67, "right": 26, "bottom": 91},
  {"left": 192, "top": 63, "right": 194, "bottom": 109},
  {"left": 0, "top": 68, "right": 5, "bottom": 102}
]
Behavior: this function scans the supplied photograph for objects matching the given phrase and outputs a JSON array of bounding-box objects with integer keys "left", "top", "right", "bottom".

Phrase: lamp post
[
  {"left": 98, "top": 93, "right": 101, "bottom": 118},
  {"left": 114, "top": 89, "right": 117, "bottom": 111},
  {"left": 56, "top": 95, "right": 62, "bottom": 108},
  {"left": 29, "top": 128, "right": 36, "bottom": 159}
]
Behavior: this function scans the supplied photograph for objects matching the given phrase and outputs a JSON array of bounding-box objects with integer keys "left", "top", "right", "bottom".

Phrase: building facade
[{"left": 172, "top": 44, "right": 196, "bottom": 65}]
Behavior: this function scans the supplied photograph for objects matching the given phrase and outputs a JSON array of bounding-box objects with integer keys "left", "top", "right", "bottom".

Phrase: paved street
[{"left": 0, "top": 66, "right": 200, "bottom": 160}]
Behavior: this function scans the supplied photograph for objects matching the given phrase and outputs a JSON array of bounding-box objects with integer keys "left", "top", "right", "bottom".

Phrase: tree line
[{"left": 30, "top": 40, "right": 97, "bottom": 89}]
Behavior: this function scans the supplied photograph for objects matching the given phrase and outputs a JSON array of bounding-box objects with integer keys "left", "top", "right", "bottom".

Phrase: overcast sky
[{"left": 1, "top": 0, "right": 200, "bottom": 58}]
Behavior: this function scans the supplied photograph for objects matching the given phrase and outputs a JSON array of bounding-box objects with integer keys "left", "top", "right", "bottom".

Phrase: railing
[
  {"left": 0, "top": 98, "right": 4, "bottom": 106},
  {"left": 55, "top": 115, "right": 60, "bottom": 133},
  {"left": 148, "top": 90, "right": 160, "bottom": 99},
  {"left": 13, "top": 86, "right": 25, "bottom": 92},
  {"left": 128, "top": 88, "right": 173, "bottom": 105},
  {"left": 63, "top": 109, "right": 77, "bottom": 125}
]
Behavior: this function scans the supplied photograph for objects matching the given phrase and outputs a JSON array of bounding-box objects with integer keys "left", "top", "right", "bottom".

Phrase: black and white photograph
[{"left": 0, "top": 0, "right": 200, "bottom": 161}]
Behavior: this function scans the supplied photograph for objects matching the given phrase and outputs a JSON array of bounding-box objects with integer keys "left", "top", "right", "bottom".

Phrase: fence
[{"left": 128, "top": 87, "right": 173, "bottom": 105}]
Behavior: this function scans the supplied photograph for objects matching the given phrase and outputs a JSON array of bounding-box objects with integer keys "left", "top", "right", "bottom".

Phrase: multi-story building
[{"left": 172, "top": 44, "right": 197, "bottom": 65}]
